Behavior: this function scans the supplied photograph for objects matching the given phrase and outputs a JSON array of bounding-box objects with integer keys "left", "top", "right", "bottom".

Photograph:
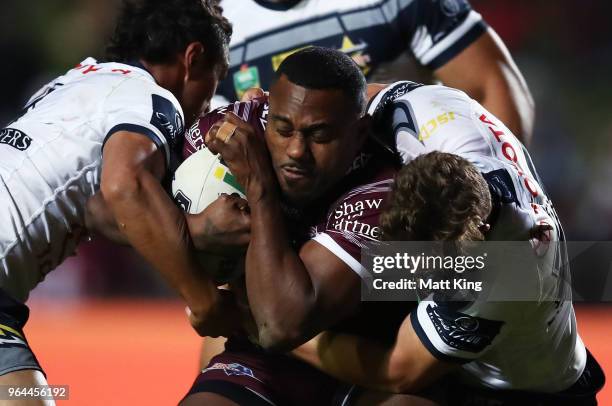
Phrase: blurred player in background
[
  {"left": 214, "top": 0, "right": 535, "bottom": 143},
  {"left": 0, "top": 0, "right": 239, "bottom": 399},
  {"left": 293, "top": 151, "right": 605, "bottom": 405}
]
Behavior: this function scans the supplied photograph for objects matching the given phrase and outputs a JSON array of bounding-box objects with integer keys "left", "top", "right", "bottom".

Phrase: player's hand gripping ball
[
  {"left": 173, "top": 98, "right": 268, "bottom": 284},
  {"left": 172, "top": 147, "right": 247, "bottom": 285}
]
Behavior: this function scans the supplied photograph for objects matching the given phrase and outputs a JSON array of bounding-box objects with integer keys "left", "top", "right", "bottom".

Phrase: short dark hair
[
  {"left": 106, "top": 0, "right": 232, "bottom": 65},
  {"left": 275, "top": 46, "right": 367, "bottom": 114},
  {"left": 381, "top": 152, "right": 492, "bottom": 241}
]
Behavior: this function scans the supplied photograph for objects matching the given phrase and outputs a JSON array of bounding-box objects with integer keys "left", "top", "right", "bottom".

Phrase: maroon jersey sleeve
[
  {"left": 311, "top": 178, "right": 394, "bottom": 280},
  {"left": 182, "top": 97, "right": 268, "bottom": 160}
]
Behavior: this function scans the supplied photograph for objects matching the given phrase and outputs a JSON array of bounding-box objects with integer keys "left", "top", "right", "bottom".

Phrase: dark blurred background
[{"left": 1, "top": 0, "right": 611, "bottom": 299}]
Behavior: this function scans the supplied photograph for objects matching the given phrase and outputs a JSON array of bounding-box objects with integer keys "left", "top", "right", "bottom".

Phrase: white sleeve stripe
[
  {"left": 415, "top": 301, "right": 480, "bottom": 360},
  {"left": 312, "top": 233, "right": 371, "bottom": 281},
  {"left": 417, "top": 11, "right": 483, "bottom": 65}
]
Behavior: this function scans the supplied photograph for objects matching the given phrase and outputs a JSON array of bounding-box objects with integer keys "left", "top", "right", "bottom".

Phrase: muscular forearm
[
  {"left": 102, "top": 170, "right": 219, "bottom": 317},
  {"left": 294, "top": 332, "right": 402, "bottom": 392},
  {"left": 85, "top": 192, "right": 129, "bottom": 245},
  {"left": 295, "top": 315, "right": 454, "bottom": 394},
  {"left": 246, "top": 193, "right": 316, "bottom": 350},
  {"left": 295, "top": 331, "right": 438, "bottom": 394}
]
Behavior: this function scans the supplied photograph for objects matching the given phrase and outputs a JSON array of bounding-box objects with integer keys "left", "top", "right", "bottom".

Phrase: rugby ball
[
  {"left": 172, "top": 147, "right": 245, "bottom": 214},
  {"left": 172, "top": 148, "right": 245, "bottom": 284}
]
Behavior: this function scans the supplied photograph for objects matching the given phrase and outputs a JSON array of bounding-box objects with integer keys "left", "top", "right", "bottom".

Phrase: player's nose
[{"left": 285, "top": 134, "right": 310, "bottom": 161}]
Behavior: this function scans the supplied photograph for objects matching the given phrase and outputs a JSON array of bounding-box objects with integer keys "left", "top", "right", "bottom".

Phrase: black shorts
[
  {"left": 0, "top": 288, "right": 43, "bottom": 376},
  {"left": 344, "top": 349, "right": 605, "bottom": 406},
  {"left": 446, "top": 349, "right": 605, "bottom": 406},
  {"left": 184, "top": 336, "right": 343, "bottom": 406}
]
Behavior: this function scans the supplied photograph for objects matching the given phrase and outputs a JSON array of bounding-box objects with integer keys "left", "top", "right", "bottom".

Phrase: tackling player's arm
[
  {"left": 434, "top": 29, "right": 534, "bottom": 144},
  {"left": 293, "top": 315, "right": 456, "bottom": 393},
  {"left": 402, "top": 0, "right": 533, "bottom": 143},
  {"left": 101, "top": 131, "right": 242, "bottom": 337},
  {"left": 85, "top": 191, "right": 129, "bottom": 245},
  {"left": 87, "top": 189, "right": 251, "bottom": 254}
]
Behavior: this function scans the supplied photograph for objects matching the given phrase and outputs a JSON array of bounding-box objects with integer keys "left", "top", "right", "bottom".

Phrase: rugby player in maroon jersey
[{"left": 180, "top": 47, "right": 418, "bottom": 406}]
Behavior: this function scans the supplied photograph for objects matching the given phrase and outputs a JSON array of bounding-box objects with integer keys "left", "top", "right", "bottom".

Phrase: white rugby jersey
[
  {"left": 0, "top": 58, "right": 185, "bottom": 302},
  {"left": 369, "top": 82, "right": 585, "bottom": 392},
  {"left": 214, "top": 0, "right": 487, "bottom": 105},
  {"left": 411, "top": 156, "right": 584, "bottom": 392},
  {"left": 368, "top": 81, "right": 536, "bottom": 171}
]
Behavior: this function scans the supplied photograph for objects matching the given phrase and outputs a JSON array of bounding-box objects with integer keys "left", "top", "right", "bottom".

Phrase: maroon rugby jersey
[
  {"left": 184, "top": 100, "right": 413, "bottom": 342},
  {"left": 289, "top": 157, "right": 415, "bottom": 344},
  {"left": 290, "top": 160, "right": 396, "bottom": 281}
]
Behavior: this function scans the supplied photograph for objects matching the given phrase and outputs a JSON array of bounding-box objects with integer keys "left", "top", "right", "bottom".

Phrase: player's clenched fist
[
  {"left": 206, "top": 112, "right": 278, "bottom": 202},
  {"left": 186, "top": 288, "right": 242, "bottom": 338},
  {"left": 186, "top": 193, "right": 251, "bottom": 254}
]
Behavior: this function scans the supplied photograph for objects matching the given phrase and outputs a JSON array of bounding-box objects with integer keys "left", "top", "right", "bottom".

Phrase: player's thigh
[
  {"left": 0, "top": 369, "right": 54, "bottom": 406},
  {"left": 180, "top": 392, "right": 239, "bottom": 406}
]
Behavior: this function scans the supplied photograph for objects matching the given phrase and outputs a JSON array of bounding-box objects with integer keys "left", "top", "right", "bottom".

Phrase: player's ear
[
  {"left": 183, "top": 41, "right": 206, "bottom": 81},
  {"left": 478, "top": 222, "right": 491, "bottom": 236},
  {"left": 356, "top": 114, "right": 372, "bottom": 143}
]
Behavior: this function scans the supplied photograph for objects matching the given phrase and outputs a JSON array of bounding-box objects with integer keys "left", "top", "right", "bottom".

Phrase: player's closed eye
[
  {"left": 306, "top": 129, "right": 334, "bottom": 144},
  {"left": 309, "top": 135, "right": 332, "bottom": 144},
  {"left": 275, "top": 126, "right": 293, "bottom": 137}
]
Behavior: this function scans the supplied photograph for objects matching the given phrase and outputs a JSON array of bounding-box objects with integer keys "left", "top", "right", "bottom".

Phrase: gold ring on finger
[{"left": 216, "top": 122, "right": 238, "bottom": 144}]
